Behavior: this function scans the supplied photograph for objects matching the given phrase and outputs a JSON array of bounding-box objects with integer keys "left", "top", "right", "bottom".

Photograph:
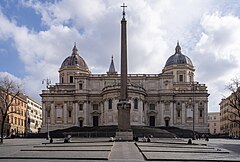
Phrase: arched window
[
  {"left": 134, "top": 98, "right": 138, "bottom": 109},
  {"left": 108, "top": 99, "right": 112, "bottom": 109}
]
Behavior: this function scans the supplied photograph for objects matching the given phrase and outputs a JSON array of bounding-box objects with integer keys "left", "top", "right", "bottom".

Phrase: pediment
[{"left": 91, "top": 111, "right": 101, "bottom": 115}]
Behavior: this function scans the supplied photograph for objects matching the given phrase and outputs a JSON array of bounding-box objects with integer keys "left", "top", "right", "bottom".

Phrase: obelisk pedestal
[{"left": 116, "top": 101, "right": 132, "bottom": 141}]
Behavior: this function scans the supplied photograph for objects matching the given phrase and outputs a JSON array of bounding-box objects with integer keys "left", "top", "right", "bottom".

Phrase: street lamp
[{"left": 42, "top": 78, "right": 51, "bottom": 140}]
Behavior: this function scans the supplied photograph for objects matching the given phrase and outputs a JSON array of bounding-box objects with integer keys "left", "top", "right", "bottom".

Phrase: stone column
[
  {"left": 160, "top": 102, "right": 164, "bottom": 126},
  {"left": 64, "top": 102, "right": 67, "bottom": 125},
  {"left": 182, "top": 102, "right": 186, "bottom": 124},
  {"left": 42, "top": 102, "right": 46, "bottom": 125},
  {"left": 83, "top": 102, "right": 87, "bottom": 126},
  {"left": 140, "top": 101, "right": 142, "bottom": 124},
  {"left": 75, "top": 102, "right": 78, "bottom": 126},
  {"left": 171, "top": 102, "right": 174, "bottom": 125},
  {"left": 194, "top": 102, "right": 198, "bottom": 125},
  {"left": 50, "top": 102, "right": 55, "bottom": 124},
  {"left": 84, "top": 102, "right": 87, "bottom": 126}
]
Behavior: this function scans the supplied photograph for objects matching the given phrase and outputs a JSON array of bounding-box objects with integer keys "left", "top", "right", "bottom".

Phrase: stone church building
[
  {"left": 40, "top": 10, "right": 209, "bottom": 133},
  {"left": 40, "top": 42, "right": 209, "bottom": 133}
]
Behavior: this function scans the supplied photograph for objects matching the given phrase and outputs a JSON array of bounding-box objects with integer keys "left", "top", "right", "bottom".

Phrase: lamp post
[{"left": 42, "top": 78, "right": 51, "bottom": 140}]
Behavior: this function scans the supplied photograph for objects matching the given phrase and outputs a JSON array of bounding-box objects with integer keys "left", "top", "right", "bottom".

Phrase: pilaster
[
  {"left": 64, "top": 102, "right": 67, "bottom": 124},
  {"left": 50, "top": 102, "right": 55, "bottom": 124}
]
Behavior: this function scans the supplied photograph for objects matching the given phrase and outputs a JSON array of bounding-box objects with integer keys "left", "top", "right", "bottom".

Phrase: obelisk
[{"left": 116, "top": 3, "right": 133, "bottom": 141}]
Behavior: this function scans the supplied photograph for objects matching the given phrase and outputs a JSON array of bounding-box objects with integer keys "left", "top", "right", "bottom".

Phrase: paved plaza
[{"left": 0, "top": 138, "right": 239, "bottom": 161}]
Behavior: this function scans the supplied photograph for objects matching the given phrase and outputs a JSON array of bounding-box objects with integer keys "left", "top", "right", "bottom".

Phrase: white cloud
[
  {"left": 23, "top": 0, "right": 106, "bottom": 28},
  {"left": 193, "top": 13, "right": 240, "bottom": 112}
]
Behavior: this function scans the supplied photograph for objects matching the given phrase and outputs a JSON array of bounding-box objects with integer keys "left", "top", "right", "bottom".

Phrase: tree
[
  {"left": 226, "top": 78, "right": 240, "bottom": 126},
  {"left": 0, "top": 76, "right": 22, "bottom": 144}
]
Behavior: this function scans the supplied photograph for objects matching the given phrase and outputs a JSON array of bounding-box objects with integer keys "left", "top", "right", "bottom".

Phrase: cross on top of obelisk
[{"left": 121, "top": 3, "right": 127, "bottom": 19}]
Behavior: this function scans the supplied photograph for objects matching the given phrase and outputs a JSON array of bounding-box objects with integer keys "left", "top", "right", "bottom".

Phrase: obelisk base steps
[{"left": 115, "top": 130, "right": 133, "bottom": 141}]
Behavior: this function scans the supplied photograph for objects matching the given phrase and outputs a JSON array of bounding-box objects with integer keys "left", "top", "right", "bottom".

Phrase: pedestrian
[
  {"left": 50, "top": 137, "right": 53, "bottom": 143},
  {"left": 147, "top": 136, "right": 151, "bottom": 142}
]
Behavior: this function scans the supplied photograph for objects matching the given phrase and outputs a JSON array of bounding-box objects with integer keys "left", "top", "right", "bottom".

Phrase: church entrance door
[
  {"left": 149, "top": 116, "right": 155, "bottom": 127},
  {"left": 165, "top": 118, "right": 169, "bottom": 127},
  {"left": 79, "top": 120, "right": 83, "bottom": 127},
  {"left": 93, "top": 116, "right": 99, "bottom": 127}
]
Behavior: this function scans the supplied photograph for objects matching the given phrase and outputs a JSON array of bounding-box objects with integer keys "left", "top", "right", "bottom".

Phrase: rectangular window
[
  {"left": 93, "top": 104, "right": 98, "bottom": 110},
  {"left": 134, "top": 99, "right": 138, "bottom": 109},
  {"left": 149, "top": 104, "right": 155, "bottom": 110},
  {"left": 79, "top": 104, "right": 83, "bottom": 111},
  {"left": 108, "top": 99, "right": 112, "bottom": 109},
  {"left": 79, "top": 83, "right": 83, "bottom": 90},
  {"left": 199, "top": 110, "right": 203, "bottom": 117},
  {"left": 47, "top": 111, "right": 50, "bottom": 117},
  {"left": 68, "top": 110, "right": 72, "bottom": 118},
  {"left": 177, "top": 110, "right": 181, "bottom": 117},
  {"left": 179, "top": 74, "right": 184, "bottom": 82},
  {"left": 70, "top": 76, "right": 74, "bottom": 83}
]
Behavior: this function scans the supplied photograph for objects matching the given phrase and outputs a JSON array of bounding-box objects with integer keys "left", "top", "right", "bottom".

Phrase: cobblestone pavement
[{"left": 0, "top": 138, "right": 239, "bottom": 161}]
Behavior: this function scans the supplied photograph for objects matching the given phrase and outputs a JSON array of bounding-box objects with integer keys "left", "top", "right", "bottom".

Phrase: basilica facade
[{"left": 40, "top": 41, "right": 209, "bottom": 133}]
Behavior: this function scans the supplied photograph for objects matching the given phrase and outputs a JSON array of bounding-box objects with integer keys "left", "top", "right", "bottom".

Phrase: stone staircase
[{"left": 26, "top": 126, "right": 176, "bottom": 138}]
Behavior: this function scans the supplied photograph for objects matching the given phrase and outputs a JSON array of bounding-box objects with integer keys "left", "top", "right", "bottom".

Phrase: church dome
[
  {"left": 165, "top": 42, "right": 193, "bottom": 67},
  {"left": 60, "top": 44, "right": 89, "bottom": 70}
]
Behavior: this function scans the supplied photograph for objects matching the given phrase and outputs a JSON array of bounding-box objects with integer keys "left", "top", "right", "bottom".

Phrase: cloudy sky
[{"left": 0, "top": 0, "right": 240, "bottom": 112}]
